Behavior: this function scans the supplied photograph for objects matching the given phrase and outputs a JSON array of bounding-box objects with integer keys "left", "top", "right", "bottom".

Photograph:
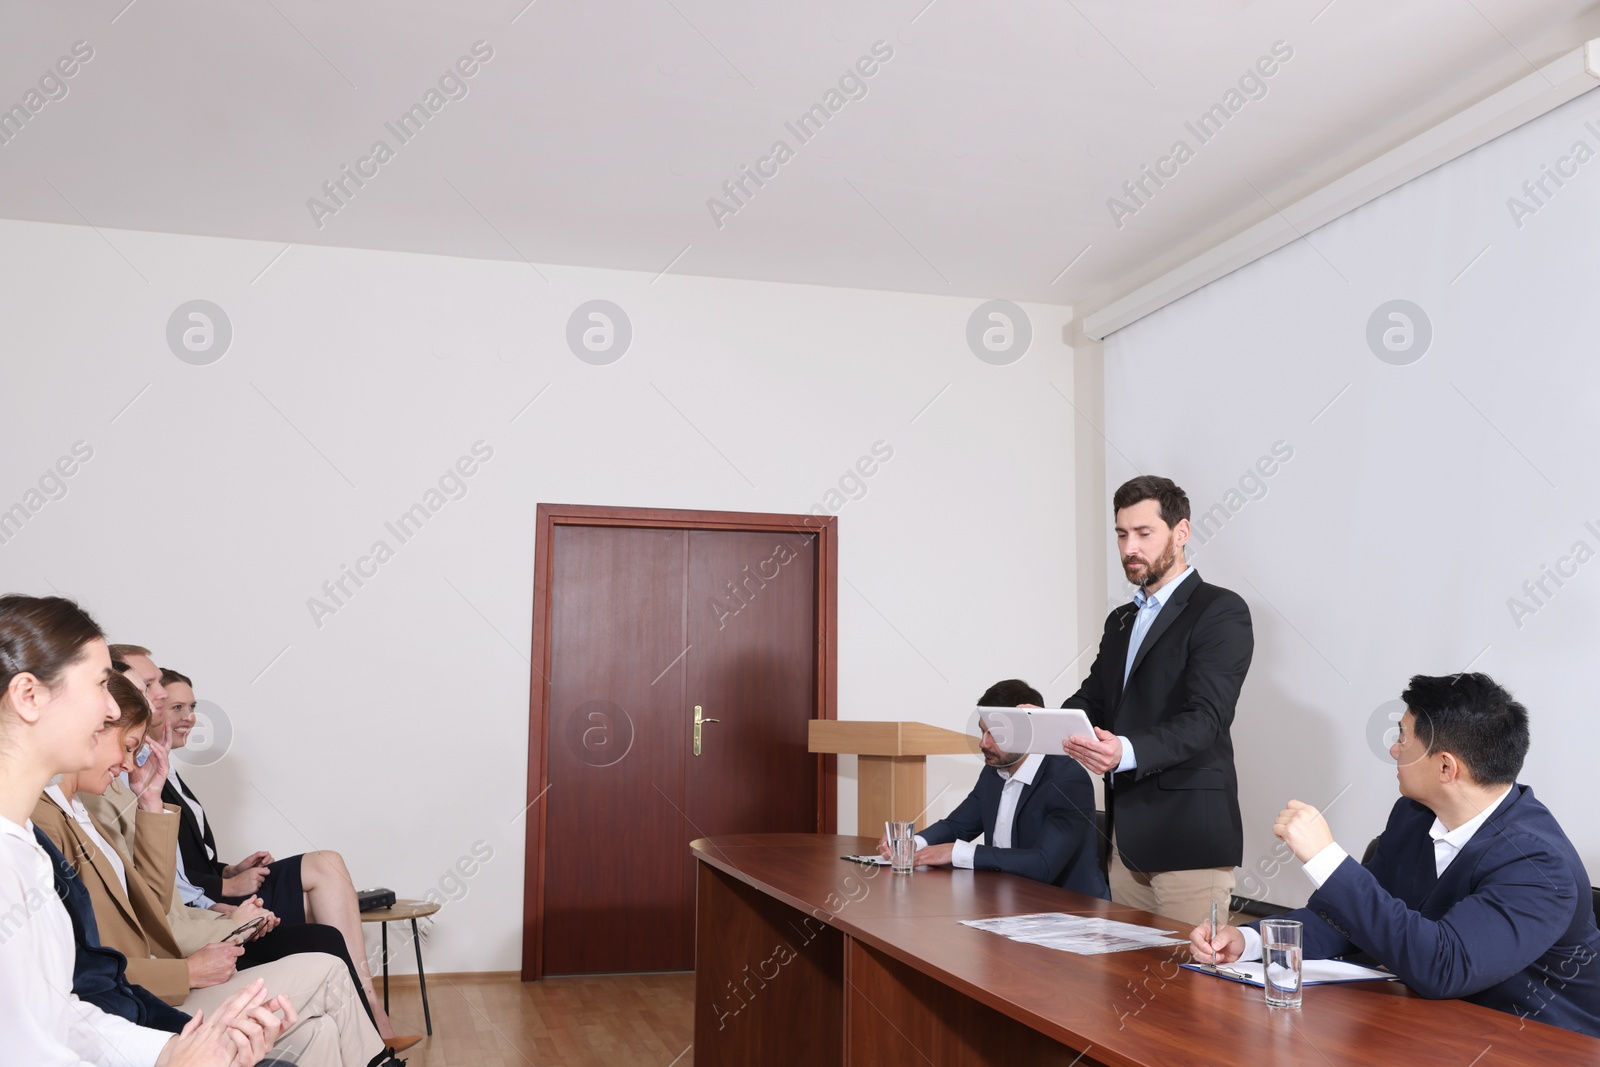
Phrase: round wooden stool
[{"left": 360, "top": 899, "right": 442, "bottom": 1035}]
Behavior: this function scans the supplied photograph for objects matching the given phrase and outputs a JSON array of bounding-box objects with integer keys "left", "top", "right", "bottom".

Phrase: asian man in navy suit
[
  {"left": 880, "top": 679, "right": 1108, "bottom": 899},
  {"left": 1193, "top": 672, "right": 1600, "bottom": 1037}
]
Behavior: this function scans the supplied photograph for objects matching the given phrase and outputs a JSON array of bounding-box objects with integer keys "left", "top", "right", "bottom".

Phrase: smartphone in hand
[{"left": 134, "top": 742, "right": 150, "bottom": 767}]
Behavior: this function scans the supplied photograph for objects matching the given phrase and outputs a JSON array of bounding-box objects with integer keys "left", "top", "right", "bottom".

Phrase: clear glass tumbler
[
  {"left": 886, "top": 820, "right": 915, "bottom": 875},
  {"left": 1261, "top": 919, "right": 1303, "bottom": 1008}
]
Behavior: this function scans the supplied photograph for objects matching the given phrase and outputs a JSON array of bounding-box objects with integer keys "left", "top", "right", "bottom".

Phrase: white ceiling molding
[{"left": 1083, "top": 40, "right": 1600, "bottom": 342}]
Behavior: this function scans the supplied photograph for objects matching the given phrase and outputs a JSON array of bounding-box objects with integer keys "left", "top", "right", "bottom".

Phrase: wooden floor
[{"left": 382, "top": 972, "right": 695, "bottom": 1066}]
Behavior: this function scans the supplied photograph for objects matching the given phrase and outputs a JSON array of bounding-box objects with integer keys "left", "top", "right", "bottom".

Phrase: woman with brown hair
[{"left": 0, "top": 592, "right": 293, "bottom": 1066}]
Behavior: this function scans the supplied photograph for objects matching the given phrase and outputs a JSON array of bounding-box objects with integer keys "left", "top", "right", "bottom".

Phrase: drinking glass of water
[
  {"left": 885, "top": 820, "right": 915, "bottom": 875},
  {"left": 1260, "top": 919, "right": 1303, "bottom": 1008}
]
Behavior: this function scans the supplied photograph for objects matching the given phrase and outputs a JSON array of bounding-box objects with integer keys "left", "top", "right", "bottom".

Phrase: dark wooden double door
[{"left": 540, "top": 520, "right": 822, "bottom": 975}]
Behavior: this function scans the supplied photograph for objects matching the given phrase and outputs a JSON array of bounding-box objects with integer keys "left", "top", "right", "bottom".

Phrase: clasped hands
[
  {"left": 223, "top": 895, "right": 280, "bottom": 939},
  {"left": 221, "top": 851, "right": 274, "bottom": 896},
  {"left": 156, "top": 978, "right": 298, "bottom": 1067},
  {"left": 1189, "top": 799, "right": 1334, "bottom": 966}
]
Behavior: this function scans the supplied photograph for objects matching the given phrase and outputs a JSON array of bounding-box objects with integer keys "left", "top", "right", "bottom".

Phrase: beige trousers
[
  {"left": 181, "top": 951, "right": 382, "bottom": 1067},
  {"left": 1108, "top": 845, "right": 1235, "bottom": 929}
]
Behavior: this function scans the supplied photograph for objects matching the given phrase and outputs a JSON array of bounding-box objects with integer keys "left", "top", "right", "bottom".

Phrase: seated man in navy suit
[
  {"left": 1192, "top": 672, "right": 1600, "bottom": 1037},
  {"left": 882, "top": 679, "right": 1108, "bottom": 899}
]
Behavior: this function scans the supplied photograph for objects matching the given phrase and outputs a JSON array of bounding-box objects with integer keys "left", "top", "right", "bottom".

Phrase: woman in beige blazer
[{"left": 79, "top": 757, "right": 235, "bottom": 954}]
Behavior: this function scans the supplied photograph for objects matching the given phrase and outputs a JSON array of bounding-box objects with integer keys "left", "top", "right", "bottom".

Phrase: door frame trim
[{"left": 521, "top": 502, "right": 839, "bottom": 981}]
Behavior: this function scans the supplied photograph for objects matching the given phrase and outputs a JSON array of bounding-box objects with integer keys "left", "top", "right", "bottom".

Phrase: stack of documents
[{"left": 960, "top": 912, "right": 1186, "bottom": 955}]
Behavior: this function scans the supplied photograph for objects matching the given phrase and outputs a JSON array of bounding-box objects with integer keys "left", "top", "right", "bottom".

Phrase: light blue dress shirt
[
  {"left": 175, "top": 850, "right": 215, "bottom": 908},
  {"left": 1112, "top": 566, "right": 1195, "bottom": 774}
]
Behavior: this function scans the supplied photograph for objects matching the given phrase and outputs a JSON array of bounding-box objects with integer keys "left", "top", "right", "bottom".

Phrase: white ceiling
[{"left": 3, "top": 0, "right": 1598, "bottom": 317}]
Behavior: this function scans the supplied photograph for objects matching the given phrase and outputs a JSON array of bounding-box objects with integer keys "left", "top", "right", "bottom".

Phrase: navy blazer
[
  {"left": 32, "top": 826, "right": 190, "bottom": 1033},
  {"left": 918, "top": 754, "right": 1108, "bottom": 899},
  {"left": 1271, "top": 785, "right": 1600, "bottom": 1037},
  {"left": 1062, "top": 571, "right": 1253, "bottom": 872}
]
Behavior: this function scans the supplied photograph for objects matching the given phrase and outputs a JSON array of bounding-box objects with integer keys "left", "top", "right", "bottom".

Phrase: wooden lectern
[{"left": 809, "top": 720, "right": 980, "bottom": 838}]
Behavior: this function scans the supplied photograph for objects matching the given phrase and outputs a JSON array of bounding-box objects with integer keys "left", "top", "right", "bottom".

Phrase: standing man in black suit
[
  {"left": 881, "top": 679, "right": 1108, "bottom": 899},
  {"left": 1061, "top": 475, "right": 1254, "bottom": 926}
]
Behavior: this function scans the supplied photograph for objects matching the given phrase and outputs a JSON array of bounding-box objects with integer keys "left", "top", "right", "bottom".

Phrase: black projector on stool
[{"left": 356, "top": 887, "right": 396, "bottom": 912}]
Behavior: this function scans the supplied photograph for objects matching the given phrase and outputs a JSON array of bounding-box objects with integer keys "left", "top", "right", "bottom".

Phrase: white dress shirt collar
[
  {"left": 991, "top": 753, "right": 1044, "bottom": 851},
  {"left": 1429, "top": 786, "right": 1513, "bottom": 878},
  {"left": 997, "top": 752, "right": 1043, "bottom": 785},
  {"left": 0, "top": 811, "right": 33, "bottom": 847},
  {"left": 45, "top": 784, "right": 130, "bottom": 898}
]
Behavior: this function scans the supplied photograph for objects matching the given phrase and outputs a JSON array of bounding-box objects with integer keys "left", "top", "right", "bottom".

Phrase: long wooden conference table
[{"left": 692, "top": 833, "right": 1600, "bottom": 1066}]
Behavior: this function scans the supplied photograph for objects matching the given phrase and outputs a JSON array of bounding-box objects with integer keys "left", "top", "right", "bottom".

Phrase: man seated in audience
[
  {"left": 881, "top": 679, "right": 1108, "bottom": 898},
  {"left": 1192, "top": 672, "right": 1600, "bottom": 1037},
  {"left": 84, "top": 656, "right": 242, "bottom": 951},
  {"left": 99, "top": 646, "right": 274, "bottom": 904}
]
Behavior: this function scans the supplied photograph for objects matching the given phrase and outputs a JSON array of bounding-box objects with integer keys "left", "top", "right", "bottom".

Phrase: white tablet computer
[{"left": 976, "top": 706, "right": 1096, "bottom": 755}]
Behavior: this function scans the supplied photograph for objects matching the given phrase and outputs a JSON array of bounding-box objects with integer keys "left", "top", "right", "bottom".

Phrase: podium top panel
[{"left": 807, "top": 720, "right": 979, "bottom": 756}]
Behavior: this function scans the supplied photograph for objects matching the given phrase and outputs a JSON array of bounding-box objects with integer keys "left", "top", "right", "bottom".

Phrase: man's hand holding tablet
[{"left": 1063, "top": 726, "right": 1124, "bottom": 774}]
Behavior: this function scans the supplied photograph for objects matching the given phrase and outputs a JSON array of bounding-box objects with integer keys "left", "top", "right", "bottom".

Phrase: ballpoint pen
[{"left": 1210, "top": 899, "right": 1219, "bottom": 970}]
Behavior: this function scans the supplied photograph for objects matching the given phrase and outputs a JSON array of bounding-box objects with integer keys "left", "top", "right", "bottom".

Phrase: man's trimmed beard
[{"left": 1124, "top": 532, "right": 1178, "bottom": 589}]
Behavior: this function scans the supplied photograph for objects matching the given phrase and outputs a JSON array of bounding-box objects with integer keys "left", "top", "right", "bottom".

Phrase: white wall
[
  {"left": 1102, "top": 87, "right": 1600, "bottom": 908},
  {"left": 0, "top": 217, "right": 1076, "bottom": 972}
]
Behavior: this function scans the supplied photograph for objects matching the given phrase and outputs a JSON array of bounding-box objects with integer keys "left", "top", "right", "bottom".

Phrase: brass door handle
[{"left": 693, "top": 705, "right": 720, "bottom": 756}]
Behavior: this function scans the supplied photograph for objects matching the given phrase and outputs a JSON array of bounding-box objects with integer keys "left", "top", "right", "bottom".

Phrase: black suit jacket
[
  {"left": 918, "top": 754, "right": 1109, "bottom": 898},
  {"left": 33, "top": 826, "right": 190, "bottom": 1033},
  {"left": 1062, "top": 570, "right": 1253, "bottom": 873},
  {"left": 164, "top": 774, "right": 226, "bottom": 900}
]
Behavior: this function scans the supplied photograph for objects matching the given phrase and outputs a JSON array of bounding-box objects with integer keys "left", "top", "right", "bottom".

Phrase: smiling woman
[
  {"left": 39, "top": 672, "right": 153, "bottom": 905},
  {"left": 0, "top": 595, "right": 115, "bottom": 786}
]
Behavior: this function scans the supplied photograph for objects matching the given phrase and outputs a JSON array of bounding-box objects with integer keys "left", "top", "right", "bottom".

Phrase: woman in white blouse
[{"left": 0, "top": 592, "right": 293, "bottom": 1067}]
